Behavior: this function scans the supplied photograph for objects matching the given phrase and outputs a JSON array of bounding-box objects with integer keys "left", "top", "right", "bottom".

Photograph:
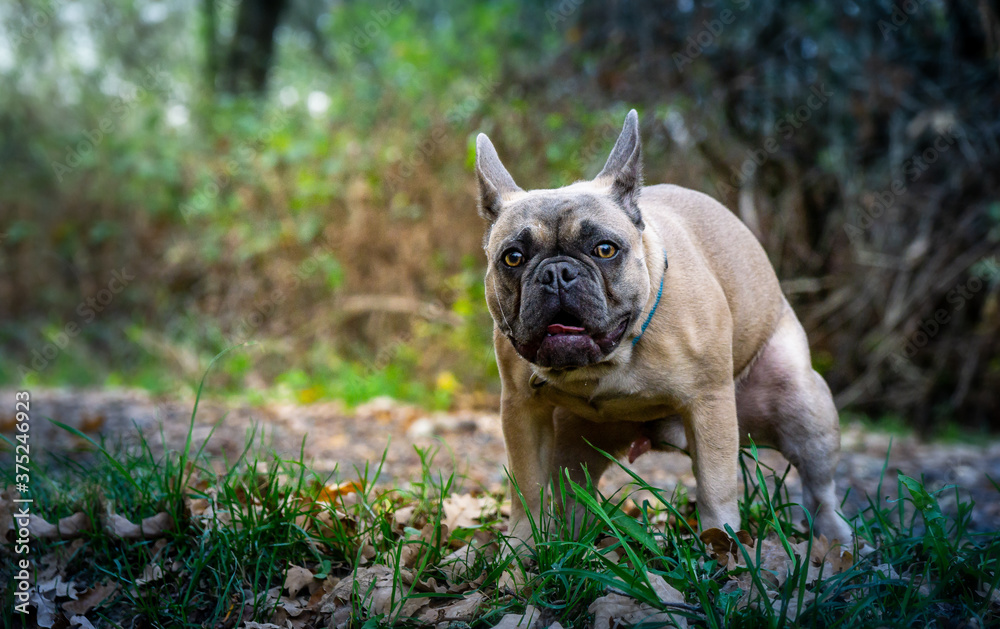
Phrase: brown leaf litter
[
  {"left": 588, "top": 571, "right": 689, "bottom": 628},
  {"left": 705, "top": 528, "right": 854, "bottom": 617}
]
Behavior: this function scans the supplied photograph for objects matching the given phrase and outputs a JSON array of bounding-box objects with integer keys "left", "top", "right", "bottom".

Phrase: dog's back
[{"left": 639, "top": 184, "right": 786, "bottom": 377}]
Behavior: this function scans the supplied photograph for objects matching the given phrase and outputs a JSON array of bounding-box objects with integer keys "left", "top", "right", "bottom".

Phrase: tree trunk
[{"left": 221, "top": 0, "right": 288, "bottom": 95}]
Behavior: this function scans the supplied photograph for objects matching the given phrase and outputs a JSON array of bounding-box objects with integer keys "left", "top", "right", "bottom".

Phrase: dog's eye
[
  {"left": 594, "top": 243, "right": 618, "bottom": 259},
  {"left": 503, "top": 250, "right": 524, "bottom": 267}
]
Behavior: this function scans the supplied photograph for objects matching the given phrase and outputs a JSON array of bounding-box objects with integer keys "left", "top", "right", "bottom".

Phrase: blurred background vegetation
[{"left": 1, "top": 0, "right": 998, "bottom": 434}]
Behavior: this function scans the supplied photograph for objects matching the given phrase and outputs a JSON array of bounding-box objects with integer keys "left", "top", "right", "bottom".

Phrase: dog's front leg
[
  {"left": 501, "top": 393, "right": 555, "bottom": 551},
  {"left": 686, "top": 386, "right": 742, "bottom": 533}
]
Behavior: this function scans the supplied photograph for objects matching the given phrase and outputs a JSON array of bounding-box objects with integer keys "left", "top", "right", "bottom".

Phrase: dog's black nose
[{"left": 539, "top": 260, "right": 579, "bottom": 291}]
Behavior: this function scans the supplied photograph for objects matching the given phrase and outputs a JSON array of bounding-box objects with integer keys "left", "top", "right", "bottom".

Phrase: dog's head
[{"left": 476, "top": 110, "right": 653, "bottom": 370}]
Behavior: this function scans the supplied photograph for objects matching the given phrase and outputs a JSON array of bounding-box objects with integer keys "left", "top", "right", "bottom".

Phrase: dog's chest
[{"left": 534, "top": 371, "right": 683, "bottom": 423}]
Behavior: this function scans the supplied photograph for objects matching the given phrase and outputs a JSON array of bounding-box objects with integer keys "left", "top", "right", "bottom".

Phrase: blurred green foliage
[{"left": 0, "top": 0, "right": 600, "bottom": 407}]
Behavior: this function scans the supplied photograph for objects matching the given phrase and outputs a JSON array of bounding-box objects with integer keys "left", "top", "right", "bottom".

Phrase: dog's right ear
[{"left": 476, "top": 133, "right": 522, "bottom": 222}]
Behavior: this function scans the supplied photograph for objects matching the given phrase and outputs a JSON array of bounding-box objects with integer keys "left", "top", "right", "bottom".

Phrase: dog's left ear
[
  {"left": 595, "top": 109, "right": 644, "bottom": 230},
  {"left": 475, "top": 133, "right": 522, "bottom": 223}
]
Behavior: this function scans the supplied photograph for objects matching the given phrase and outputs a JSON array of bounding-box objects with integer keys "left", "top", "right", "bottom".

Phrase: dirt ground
[{"left": 4, "top": 388, "right": 1000, "bottom": 532}]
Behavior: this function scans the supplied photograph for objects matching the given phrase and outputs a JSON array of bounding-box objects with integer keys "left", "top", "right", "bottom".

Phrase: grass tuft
[{"left": 1, "top": 391, "right": 998, "bottom": 627}]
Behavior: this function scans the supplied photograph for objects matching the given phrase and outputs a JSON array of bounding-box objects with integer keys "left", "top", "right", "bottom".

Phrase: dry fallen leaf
[
  {"left": 976, "top": 584, "right": 1000, "bottom": 608},
  {"left": 357, "top": 543, "right": 377, "bottom": 566},
  {"left": 417, "top": 591, "right": 486, "bottom": 625},
  {"left": 103, "top": 511, "right": 172, "bottom": 539},
  {"left": 770, "top": 533, "right": 854, "bottom": 586},
  {"left": 35, "top": 539, "right": 85, "bottom": 585},
  {"left": 150, "top": 537, "right": 169, "bottom": 558},
  {"left": 62, "top": 581, "right": 119, "bottom": 615},
  {"left": 185, "top": 497, "right": 210, "bottom": 517},
  {"left": 804, "top": 534, "right": 853, "bottom": 576},
  {"left": 28, "top": 512, "right": 91, "bottom": 539},
  {"left": 491, "top": 603, "right": 545, "bottom": 628},
  {"left": 323, "top": 565, "right": 428, "bottom": 619},
  {"left": 277, "top": 596, "right": 306, "bottom": 618},
  {"left": 597, "top": 536, "right": 624, "bottom": 565},
  {"left": 439, "top": 542, "right": 484, "bottom": 583},
  {"left": 308, "top": 507, "right": 355, "bottom": 541},
  {"left": 588, "top": 591, "right": 686, "bottom": 628},
  {"left": 328, "top": 604, "right": 352, "bottom": 629},
  {"left": 700, "top": 528, "right": 754, "bottom": 570},
  {"left": 194, "top": 504, "right": 235, "bottom": 531},
  {"left": 442, "top": 493, "right": 488, "bottom": 531},
  {"left": 394, "top": 505, "right": 416, "bottom": 528},
  {"left": 135, "top": 563, "right": 164, "bottom": 587},
  {"left": 393, "top": 521, "right": 449, "bottom": 571},
  {"left": 29, "top": 588, "right": 58, "bottom": 628},
  {"left": 27, "top": 515, "right": 59, "bottom": 539},
  {"left": 306, "top": 576, "right": 339, "bottom": 609},
  {"left": 496, "top": 560, "right": 541, "bottom": 597},
  {"left": 594, "top": 571, "right": 689, "bottom": 628},
  {"left": 36, "top": 574, "right": 79, "bottom": 600},
  {"left": 720, "top": 571, "right": 755, "bottom": 610},
  {"left": 317, "top": 480, "right": 365, "bottom": 503},
  {"left": 719, "top": 532, "right": 857, "bottom": 615},
  {"left": 647, "top": 571, "right": 686, "bottom": 608},
  {"left": 69, "top": 614, "right": 97, "bottom": 629},
  {"left": 753, "top": 535, "right": 796, "bottom": 588},
  {"left": 873, "top": 562, "right": 902, "bottom": 581},
  {"left": 284, "top": 565, "right": 314, "bottom": 598}
]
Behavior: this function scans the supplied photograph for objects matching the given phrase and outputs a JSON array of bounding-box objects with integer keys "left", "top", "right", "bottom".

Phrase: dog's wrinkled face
[
  {"left": 476, "top": 111, "right": 651, "bottom": 370},
  {"left": 485, "top": 189, "right": 649, "bottom": 369}
]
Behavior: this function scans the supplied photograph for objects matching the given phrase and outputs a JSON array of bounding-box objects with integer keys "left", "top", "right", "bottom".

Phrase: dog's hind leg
[{"left": 736, "top": 305, "right": 854, "bottom": 543}]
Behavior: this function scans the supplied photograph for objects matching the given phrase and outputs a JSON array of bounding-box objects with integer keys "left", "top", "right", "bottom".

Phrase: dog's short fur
[{"left": 476, "top": 110, "right": 852, "bottom": 545}]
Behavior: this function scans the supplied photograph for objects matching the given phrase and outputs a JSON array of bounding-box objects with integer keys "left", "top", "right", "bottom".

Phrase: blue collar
[{"left": 632, "top": 249, "right": 668, "bottom": 347}]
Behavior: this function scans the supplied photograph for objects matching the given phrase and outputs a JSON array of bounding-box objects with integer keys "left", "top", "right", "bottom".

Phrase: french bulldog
[{"left": 475, "top": 110, "right": 852, "bottom": 547}]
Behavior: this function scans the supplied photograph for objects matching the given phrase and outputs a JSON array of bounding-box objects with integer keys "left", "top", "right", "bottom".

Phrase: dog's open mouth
[
  {"left": 531, "top": 312, "right": 630, "bottom": 368},
  {"left": 546, "top": 311, "right": 587, "bottom": 336}
]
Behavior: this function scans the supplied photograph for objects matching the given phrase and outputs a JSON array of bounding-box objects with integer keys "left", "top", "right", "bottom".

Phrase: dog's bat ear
[
  {"left": 595, "top": 109, "right": 644, "bottom": 230},
  {"left": 475, "top": 133, "right": 522, "bottom": 222}
]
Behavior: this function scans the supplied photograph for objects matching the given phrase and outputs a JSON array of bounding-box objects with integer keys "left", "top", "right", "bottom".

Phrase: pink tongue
[{"left": 547, "top": 323, "right": 586, "bottom": 335}]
